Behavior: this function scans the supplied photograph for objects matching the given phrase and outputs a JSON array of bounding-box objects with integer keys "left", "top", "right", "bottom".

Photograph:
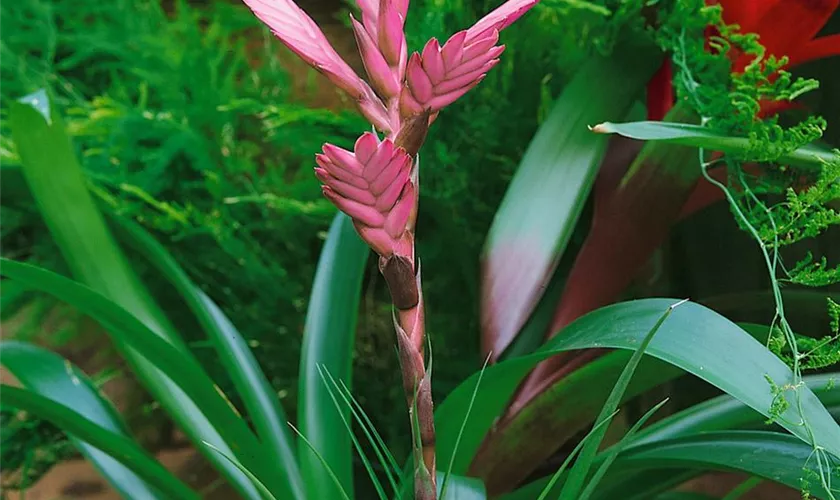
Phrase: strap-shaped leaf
[
  {"left": 108, "top": 215, "right": 305, "bottom": 499},
  {"left": 1, "top": 342, "right": 177, "bottom": 500},
  {"left": 9, "top": 90, "right": 262, "bottom": 499},
  {"left": 436, "top": 299, "right": 840, "bottom": 493},
  {"left": 505, "top": 431, "right": 838, "bottom": 500},
  {"left": 1, "top": 385, "right": 199, "bottom": 500},
  {"left": 298, "top": 213, "right": 369, "bottom": 499}
]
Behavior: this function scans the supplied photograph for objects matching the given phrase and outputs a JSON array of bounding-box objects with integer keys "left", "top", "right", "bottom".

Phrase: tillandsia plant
[{"left": 239, "top": 0, "right": 537, "bottom": 496}]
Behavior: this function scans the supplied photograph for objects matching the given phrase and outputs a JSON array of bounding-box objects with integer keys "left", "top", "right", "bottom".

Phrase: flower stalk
[{"left": 239, "top": 0, "right": 539, "bottom": 496}]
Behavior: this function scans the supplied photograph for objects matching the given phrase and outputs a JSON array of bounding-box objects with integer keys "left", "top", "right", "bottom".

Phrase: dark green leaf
[
  {"left": 298, "top": 213, "right": 369, "bottom": 500},
  {"left": 560, "top": 304, "right": 681, "bottom": 499},
  {"left": 1, "top": 385, "right": 198, "bottom": 500},
  {"left": 0, "top": 342, "right": 172, "bottom": 499},
  {"left": 109, "top": 215, "right": 305, "bottom": 499},
  {"left": 436, "top": 299, "right": 840, "bottom": 493},
  {"left": 0, "top": 258, "right": 268, "bottom": 496},
  {"left": 9, "top": 90, "right": 262, "bottom": 499}
]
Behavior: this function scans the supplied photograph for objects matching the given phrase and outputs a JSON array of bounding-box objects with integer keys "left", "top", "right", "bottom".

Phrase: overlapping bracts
[{"left": 315, "top": 133, "right": 415, "bottom": 257}]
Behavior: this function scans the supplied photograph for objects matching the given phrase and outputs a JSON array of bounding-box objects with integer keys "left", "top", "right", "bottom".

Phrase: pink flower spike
[
  {"left": 241, "top": 0, "right": 391, "bottom": 131},
  {"left": 378, "top": 0, "right": 406, "bottom": 66},
  {"left": 466, "top": 0, "right": 540, "bottom": 44},
  {"left": 316, "top": 137, "right": 414, "bottom": 257},
  {"left": 400, "top": 32, "right": 503, "bottom": 116},
  {"left": 352, "top": 16, "right": 401, "bottom": 98}
]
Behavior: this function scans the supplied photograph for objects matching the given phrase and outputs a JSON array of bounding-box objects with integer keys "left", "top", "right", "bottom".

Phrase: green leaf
[
  {"left": 0, "top": 258, "right": 268, "bottom": 497},
  {"left": 586, "top": 372, "right": 840, "bottom": 500},
  {"left": 1, "top": 385, "right": 199, "bottom": 500},
  {"left": 457, "top": 352, "right": 683, "bottom": 491},
  {"left": 653, "top": 494, "right": 718, "bottom": 500},
  {"left": 633, "top": 372, "right": 840, "bottom": 446},
  {"left": 0, "top": 164, "right": 31, "bottom": 209},
  {"left": 577, "top": 399, "right": 670, "bottom": 500},
  {"left": 560, "top": 303, "right": 682, "bottom": 499},
  {"left": 202, "top": 443, "right": 278, "bottom": 500},
  {"left": 480, "top": 44, "right": 663, "bottom": 360},
  {"left": 536, "top": 411, "right": 619, "bottom": 500},
  {"left": 591, "top": 121, "right": 836, "bottom": 169},
  {"left": 9, "top": 90, "right": 262, "bottom": 499},
  {"left": 612, "top": 432, "right": 838, "bottom": 499},
  {"left": 108, "top": 215, "right": 305, "bottom": 499},
  {"left": 509, "top": 432, "right": 838, "bottom": 500},
  {"left": 298, "top": 213, "right": 369, "bottom": 500},
  {"left": 436, "top": 299, "right": 840, "bottom": 494},
  {"left": 437, "top": 473, "right": 487, "bottom": 500},
  {"left": 0, "top": 342, "right": 173, "bottom": 499}
]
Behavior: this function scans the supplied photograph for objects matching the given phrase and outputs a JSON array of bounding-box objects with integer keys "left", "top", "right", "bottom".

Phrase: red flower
[{"left": 647, "top": 0, "right": 840, "bottom": 120}]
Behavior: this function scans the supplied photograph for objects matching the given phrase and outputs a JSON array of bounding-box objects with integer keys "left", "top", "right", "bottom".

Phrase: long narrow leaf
[
  {"left": 559, "top": 302, "right": 682, "bottom": 499},
  {"left": 0, "top": 258, "right": 270, "bottom": 491},
  {"left": 298, "top": 213, "right": 369, "bottom": 499},
  {"left": 9, "top": 90, "right": 262, "bottom": 499},
  {"left": 507, "top": 432, "right": 838, "bottom": 500},
  {"left": 1, "top": 386, "right": 199, "bottom": 500},
  {"left": 577, "top": 399, "right": 670, "bottom": 500},
  {"left": 462, "top": 352, "right": 682, "bottom": 488},
  {"left": 108, "top": 215, "right": 305, "bottom": 499},
  {"left": 435, "top": 299, "right": 840, "bottom": 494},
  {"left": 611, "top": 432, "right": 839, "bottom": 499},
  {"left": 632, "top": 372, "right": 840, "bottom": 446},
  {"left": 0, "top": 342, "right": 172, "bottom": 499},
  {"left": 536, "top": 411, "right": 619, "bottom": 500},
  {"left": 591, "top": 121, "right": 836, "bottom": 169},
  {"left": 480, "top": 45, "right": 663, "bottom": 361}
]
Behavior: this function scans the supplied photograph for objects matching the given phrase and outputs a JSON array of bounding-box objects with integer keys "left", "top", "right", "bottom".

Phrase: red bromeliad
[
  {"left": 651, "top": 0, "right": 840, "bottom": 120},
  {"left": 239, "top": 0, "right": 538, "bottom": 498}
]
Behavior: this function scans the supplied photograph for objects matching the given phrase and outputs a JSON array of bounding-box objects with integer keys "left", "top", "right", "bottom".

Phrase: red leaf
[{"left": 646, "top": 60, "right": 675, "bottom": 121}]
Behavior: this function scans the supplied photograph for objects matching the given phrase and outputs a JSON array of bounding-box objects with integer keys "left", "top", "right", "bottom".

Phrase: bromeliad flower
[
  {"left": 239, "top": 0, "right": 539, "bottom": 498},
  {"left": 315, "top": 133, "right": 416, "bottom": 259}
]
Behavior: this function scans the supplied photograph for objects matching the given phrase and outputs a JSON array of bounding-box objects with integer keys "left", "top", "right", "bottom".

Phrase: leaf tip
[{"left": 17, "top": 89, "right": 52, "bottom": 124}]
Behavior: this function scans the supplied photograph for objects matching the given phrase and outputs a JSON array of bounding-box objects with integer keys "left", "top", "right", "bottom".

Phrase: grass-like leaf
[
  {"left": 558, "top": 301, "right": 683, "bottom": 499},
  {"left": 317, "top": 365, "right": 389, "bottom": 500},
  {"left": 202, "top": 442, "right": 277, "bottom": 500},
  {"left": 535, "top": 411, "right": 619, "bottom": 500},
  {"left": 439, "top": 354, "right": 491, "bottom": 500},
  {"left": 435, "top": 299, "right": 840, "bottom": 493},
  {"left": 109, "top": 215, "right": 304, "bottom": 499},
  {"left": 289, "top": 423, "right": 352, "bottom": 500},
  {"left": 577, "top": 398, "right": 670, "bottom": 500}
]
